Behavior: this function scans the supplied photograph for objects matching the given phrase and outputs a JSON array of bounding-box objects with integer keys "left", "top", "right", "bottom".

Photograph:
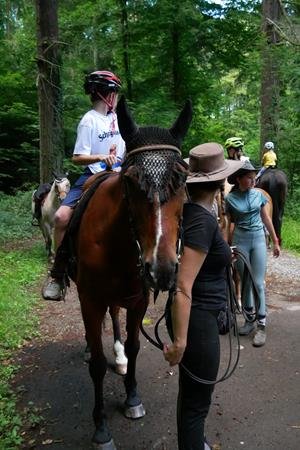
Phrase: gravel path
[{"left": 266, "top": 249, "right": 300, "bottom": 302}]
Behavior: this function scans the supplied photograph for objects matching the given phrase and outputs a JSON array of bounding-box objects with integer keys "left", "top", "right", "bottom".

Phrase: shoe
[
  {"left": 238, "top": 320, "right": 255, "bottom": 336},
  {"left": 204, "top": 436, "right": 211, "bottom": 450},
  {"left": 253, "top": 325, "right": 266, "bottom": 347},
  {"left": 42, "top": 278, "right": 64, "bottom": 301}
]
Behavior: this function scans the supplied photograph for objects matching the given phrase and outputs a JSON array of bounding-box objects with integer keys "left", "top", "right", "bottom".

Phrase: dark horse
[
  {"left": 256, "top": 168, "right": 288, "bottom": 244},
  {"left": 63, "top": 96, "right": 192, "bottom": 448}
]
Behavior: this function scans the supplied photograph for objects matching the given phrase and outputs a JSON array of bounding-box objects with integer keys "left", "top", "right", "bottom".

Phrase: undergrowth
[{"left": 0, "top": 191, "right": 45, "bottom": 449}]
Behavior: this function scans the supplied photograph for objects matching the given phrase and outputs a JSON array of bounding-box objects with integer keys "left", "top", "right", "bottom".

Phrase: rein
[{"left": 140, "top": 247, "right": 261, "bottom": 385}]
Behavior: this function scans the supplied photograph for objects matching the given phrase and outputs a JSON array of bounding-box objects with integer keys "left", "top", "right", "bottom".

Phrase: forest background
[
  {"left": 1, "top": 1, "right": 300, "bottom": 447},
  {"left": 0, "top": 0, "right": 299, "bottom": 199}
]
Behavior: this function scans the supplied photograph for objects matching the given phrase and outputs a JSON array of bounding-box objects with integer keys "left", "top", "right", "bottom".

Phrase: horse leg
[
  {"left": 123, "top": 305, "right": 147, "bottom": 419},
  {"left": 81, "top": 303, "right": 115, "bottom": 449},
  {"left": 40, "top": 220, "right": 53, "bottom": 261},
  {"left": 109, "top": 306, "right": 128, "bottom": 375}
]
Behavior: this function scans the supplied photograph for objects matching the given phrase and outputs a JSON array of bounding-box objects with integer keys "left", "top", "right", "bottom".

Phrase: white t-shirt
[{"left": 73, "top": 109, "right": 125, "bottom": 174}]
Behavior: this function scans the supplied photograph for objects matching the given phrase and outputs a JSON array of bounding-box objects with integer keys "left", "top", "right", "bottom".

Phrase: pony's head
[
  {"left": 117, "top": 96, "right": 192, "bottom": 291},
  {"left": 52, "top": 173, "right": 70, "bottom": 201}
]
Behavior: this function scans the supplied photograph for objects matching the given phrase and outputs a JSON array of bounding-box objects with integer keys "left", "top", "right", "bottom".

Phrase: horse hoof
[
  {"left": 92, "top": 439, "right": 117, "bottom": 450},
  {"left": 124, "top": 402, "right": 146, "bottom": 419},
  {"left": 115, "top": 363, "right": 127, "bottom": 375}
]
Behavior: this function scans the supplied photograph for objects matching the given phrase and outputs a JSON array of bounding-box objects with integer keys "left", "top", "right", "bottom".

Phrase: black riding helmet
[{"left": 84, "top": 70, "right": 122, "bottom": 96}]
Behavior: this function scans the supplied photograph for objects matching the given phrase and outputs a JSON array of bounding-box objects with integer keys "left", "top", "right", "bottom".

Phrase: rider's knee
[{"left": 54, "top": 207, "right": 72, "bottom": 229}]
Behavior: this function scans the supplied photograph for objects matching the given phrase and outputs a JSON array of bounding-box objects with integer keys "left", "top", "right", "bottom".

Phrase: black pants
[{"left": 177, "top": 308, "right": 220, "bottom": 450}]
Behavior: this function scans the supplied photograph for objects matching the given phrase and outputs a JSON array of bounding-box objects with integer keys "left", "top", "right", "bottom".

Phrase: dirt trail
[{"left": 14, "top": 250, "right": 300, "bottom": 450}]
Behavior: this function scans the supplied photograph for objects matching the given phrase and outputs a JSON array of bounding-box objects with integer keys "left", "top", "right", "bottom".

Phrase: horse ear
[
  {"left": 169, "top": 99, "right": 193, "bottom": 145},
  {"left": 116, "top": 95, "right": 138, "bottom": 142}
]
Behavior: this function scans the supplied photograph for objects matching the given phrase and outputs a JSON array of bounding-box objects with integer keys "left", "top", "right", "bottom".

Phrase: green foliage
[
  {"left": 0, "top": 191, "right": 40, "bottom": 245},
  {"left": 282, "top": 216, "right": 300, "bottom": 253},
  {"left": 0, "top": 189, "right": 46, "bottom": 449},
  {"left": 0, "top": 0, "right": 299, "bottom": 201},
  {"left": 0, "top": 244, "right": 45, "bottom": 449}
]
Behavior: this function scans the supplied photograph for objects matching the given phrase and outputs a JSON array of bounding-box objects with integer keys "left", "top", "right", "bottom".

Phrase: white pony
[{"left": 32, "top": 174, "right": 70, "bottom": 261}]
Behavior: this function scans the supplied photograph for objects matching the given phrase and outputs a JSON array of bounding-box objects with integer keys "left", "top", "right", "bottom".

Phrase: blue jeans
[{"left": 233, "top": 227, "right": 267, "bottom": 318}]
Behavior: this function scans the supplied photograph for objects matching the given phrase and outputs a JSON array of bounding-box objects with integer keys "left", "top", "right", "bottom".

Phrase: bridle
[
  {"left": 121, "top": 144, "right": 186, "bottom": 283},
  {"left": 54, "top": 177, "right": 70, "bottom": 201}
]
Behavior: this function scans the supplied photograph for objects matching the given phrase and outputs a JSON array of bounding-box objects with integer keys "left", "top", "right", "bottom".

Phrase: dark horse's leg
[
  {"left": 123, "top": 299, "right": 148, "bottom": 419},
  {"left": 84, "top": 306, "right": 128, "bottom": 375},
  {"left": 81, "top": 302, "right": 116, "bottom": 449},
  {"left": 109, "top": 306, "right": 128, "bottom": 375}
]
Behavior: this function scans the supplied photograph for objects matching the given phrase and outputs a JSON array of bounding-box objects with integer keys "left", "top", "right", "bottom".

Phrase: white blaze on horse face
[{"left": 151, "top": 192, "right": 163, "bottom": 277}]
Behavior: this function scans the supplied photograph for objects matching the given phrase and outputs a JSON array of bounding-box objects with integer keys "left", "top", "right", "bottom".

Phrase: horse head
[
  {"left": 117, "top": 96, "right": 192, "bottom": 291},
  {"left": 52, "top": 172, "right": 70, "bottom": 201}
]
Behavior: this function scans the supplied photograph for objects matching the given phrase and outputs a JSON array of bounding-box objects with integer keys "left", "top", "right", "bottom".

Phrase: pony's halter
[{"left": 54, "top": 177, "right": 70, "bottom": 201}]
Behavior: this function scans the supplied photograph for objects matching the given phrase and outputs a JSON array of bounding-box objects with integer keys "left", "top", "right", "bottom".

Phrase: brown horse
[{"left": 66, "top": 96, "right": 192, "bottom": 447}]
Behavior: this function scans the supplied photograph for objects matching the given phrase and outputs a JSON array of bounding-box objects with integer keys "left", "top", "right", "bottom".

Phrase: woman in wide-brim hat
[
  {"left": 225, "top": 160, "right": 280, "bottom": 348},
  {"left": 163, "top": 143, "right": 243, "bottom": 450}
]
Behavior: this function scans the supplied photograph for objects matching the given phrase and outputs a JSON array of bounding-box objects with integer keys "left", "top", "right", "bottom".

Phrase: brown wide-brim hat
[{"left": 185, "top": 143, "right": 244, "bottom": 183}]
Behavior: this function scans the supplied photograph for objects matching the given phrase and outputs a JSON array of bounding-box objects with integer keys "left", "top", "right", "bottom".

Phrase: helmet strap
[{"left": 96, "top": 91, "right": 117, "bottom": 112}]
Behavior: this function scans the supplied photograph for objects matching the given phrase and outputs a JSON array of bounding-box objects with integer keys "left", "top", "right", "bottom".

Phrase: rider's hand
[{"left": 100, "top": 154, "right": 118, "bottom": 167}]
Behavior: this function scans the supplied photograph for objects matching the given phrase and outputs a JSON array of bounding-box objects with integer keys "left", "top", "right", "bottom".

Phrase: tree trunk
[
  {"left": 118, "top": 0, "right": 132, "bottom": 101},
  {"left": 36, "top": 0, "right": 63, "bottom": 183},
  {"left": 260, "top": 0, "right": 282, "bottom": 158}
]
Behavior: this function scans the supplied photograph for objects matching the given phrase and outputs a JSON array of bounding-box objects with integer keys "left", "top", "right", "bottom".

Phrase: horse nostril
[{"left": 144, "top": 262, "right": 154, "bottom": 281}]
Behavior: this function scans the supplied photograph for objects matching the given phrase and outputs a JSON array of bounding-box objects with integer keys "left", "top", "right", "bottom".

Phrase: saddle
[
  {"left": 51, "top": 171, "right": 118, "bottom": 284},
  {"left": 32, "top": 183, "right": 52, "bottom": 221}
]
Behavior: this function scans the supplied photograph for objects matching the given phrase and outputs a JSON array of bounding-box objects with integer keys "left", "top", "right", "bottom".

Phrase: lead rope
[{"left": 141, "top": 248, "right": 261, "bottom": 385}]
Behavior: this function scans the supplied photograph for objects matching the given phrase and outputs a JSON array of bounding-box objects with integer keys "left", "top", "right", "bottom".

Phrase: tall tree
[
  {"left": 260, "top": 0, "right": 282, "bottom": 155},
  {"left": 118, "top": 0, "right": 132, "bottom": 100},
  {"left": 36, "top": 0, "right": 63, "bottom": 183}
]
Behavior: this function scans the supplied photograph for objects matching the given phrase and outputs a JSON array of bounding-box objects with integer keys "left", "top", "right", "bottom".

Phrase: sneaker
[
  {"left": 42, "top": 278, "right": 64, "bottom": 301},
  {"left": 238, "top": 320, "right": 255, "bottom": 336},
  {"left": 253, "top": 325, "right": 266, "bottom": 347},
  {"left": 204, "top": 437, "right": 211, "bottom": 450}
]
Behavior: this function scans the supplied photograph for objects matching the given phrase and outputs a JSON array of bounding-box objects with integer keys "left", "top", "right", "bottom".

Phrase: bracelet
[{"left": 175, "top": 289, "right": 192, "bottom": 302}]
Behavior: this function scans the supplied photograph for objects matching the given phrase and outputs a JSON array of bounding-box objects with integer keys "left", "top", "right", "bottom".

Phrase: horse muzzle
[{"left": 144, "top": 260, "right": 178, "bottom": 291}]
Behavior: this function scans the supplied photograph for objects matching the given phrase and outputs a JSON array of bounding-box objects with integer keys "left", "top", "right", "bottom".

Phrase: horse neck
[{"left": 45, "top": 180, "right": 60, "bottom": 207}]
